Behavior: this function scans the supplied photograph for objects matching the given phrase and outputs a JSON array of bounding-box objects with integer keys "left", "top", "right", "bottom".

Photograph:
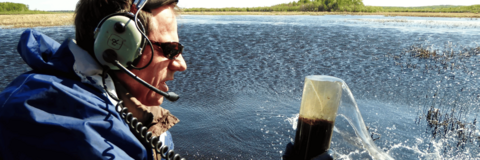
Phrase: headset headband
[{"left": 142, "top": 0, "right": 179, "bottom": 12}]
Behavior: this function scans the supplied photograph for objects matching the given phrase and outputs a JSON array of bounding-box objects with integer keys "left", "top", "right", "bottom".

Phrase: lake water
[{"left": 1, "top": 15, "right": 479, "bottom": 159}]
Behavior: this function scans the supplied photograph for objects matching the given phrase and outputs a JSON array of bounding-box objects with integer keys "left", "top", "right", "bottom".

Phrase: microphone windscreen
[{"left": 166, "top": 92, "right": 179, "bottom": 102}]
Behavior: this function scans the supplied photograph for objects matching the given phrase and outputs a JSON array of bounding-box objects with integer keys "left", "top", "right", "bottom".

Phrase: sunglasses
[{"left": 151, "top": 41, "right": 184, "bottom": 60}]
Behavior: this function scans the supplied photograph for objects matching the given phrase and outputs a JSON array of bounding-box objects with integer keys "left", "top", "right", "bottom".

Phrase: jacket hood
[{"left": 17, "top": 29, "right": 76, "bottom": 76}]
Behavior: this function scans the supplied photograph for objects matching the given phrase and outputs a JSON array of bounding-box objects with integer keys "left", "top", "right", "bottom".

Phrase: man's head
[
  {"left": 75, "top": 0, "right": 187, "bottom": 106},
  {"left": 76, "top": 0, "right": 147, "bottom": 56}
]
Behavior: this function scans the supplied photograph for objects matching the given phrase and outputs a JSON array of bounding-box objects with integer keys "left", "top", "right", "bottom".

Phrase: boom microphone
[{"left": 103, "top": 51, "right": 179, "bottom": 102}]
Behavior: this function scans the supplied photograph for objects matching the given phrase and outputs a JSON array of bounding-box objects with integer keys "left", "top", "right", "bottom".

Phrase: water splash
[{"left": 334, "top": 82, "right": 393, "bottom": 160}]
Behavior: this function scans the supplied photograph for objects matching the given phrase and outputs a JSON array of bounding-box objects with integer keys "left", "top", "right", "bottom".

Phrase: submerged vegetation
[
  {"left": 184, "top": 0, "right": 480, "bottom": 13},
  {"left": 393, "top": 44, "right": 480, "bottom": 71},
  {"left": 420, "top": 106, "right": 478, "bottom": 151},
  {"left": 391, "top": 43, "right": 480, "bottom": 152}
]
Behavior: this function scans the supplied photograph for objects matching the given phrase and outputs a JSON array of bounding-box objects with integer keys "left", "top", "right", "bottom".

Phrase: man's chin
[
  {"left": 146, "top": 96, "right": 164, "bottom": 106},
  {"left": 143, "top": 91, "right": 164, "bottom": 106},
  {"left": 156, "top": 96, "right": 164, "bottom": 106}
]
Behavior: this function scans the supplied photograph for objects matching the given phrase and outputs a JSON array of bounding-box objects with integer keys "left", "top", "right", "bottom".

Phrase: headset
[
  {"left": 93, "top": 0, "right": 179, "bottom": 102},
  {"left": 93, "top": 1, "right": 185, "bottom": 159}
]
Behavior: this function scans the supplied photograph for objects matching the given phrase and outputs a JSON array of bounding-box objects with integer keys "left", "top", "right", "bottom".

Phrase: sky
[{"left": 1, "top": 0, "right": 479, "bottom": 11}]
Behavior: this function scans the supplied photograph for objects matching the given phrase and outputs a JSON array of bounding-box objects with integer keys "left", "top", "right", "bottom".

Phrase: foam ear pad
[{"left": 94, "top": 15, "right": 144, "bottom": 70}]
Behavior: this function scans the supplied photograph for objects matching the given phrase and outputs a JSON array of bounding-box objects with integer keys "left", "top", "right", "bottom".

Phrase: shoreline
[
  {"left": 0, "top": 13, "right": 73, "bottom": 28},
  {"left": 181, "top": 11, "right": 480, "bottom": 18},
  {"left": 1, "top": 12, "right": 478, "bottom": 28}
]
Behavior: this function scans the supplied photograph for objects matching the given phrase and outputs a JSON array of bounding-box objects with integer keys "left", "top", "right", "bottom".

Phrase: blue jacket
[{"left": 0, "top": 29, "right": 156, "bottom": 160}]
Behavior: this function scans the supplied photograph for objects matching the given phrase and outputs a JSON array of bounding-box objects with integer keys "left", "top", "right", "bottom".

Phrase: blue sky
[{"left": 1, "top": 0, "right": 479, "bottom": 11}]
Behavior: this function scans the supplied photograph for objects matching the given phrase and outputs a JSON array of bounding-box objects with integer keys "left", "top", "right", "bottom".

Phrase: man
[{"left": 0, "top": 0, "right": 186, "bottom": 159}]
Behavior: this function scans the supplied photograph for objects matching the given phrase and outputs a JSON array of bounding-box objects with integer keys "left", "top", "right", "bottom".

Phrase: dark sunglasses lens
[{"left": 160, "top": 43, "right": 183, "bottom": 59}]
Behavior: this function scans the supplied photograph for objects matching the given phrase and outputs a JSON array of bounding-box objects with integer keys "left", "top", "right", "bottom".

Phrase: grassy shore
[
  {"left": 0, "top": 11, "right": 62, "bottom": 15},
  {"left": 1, "top": 11, "right": 479, "bottom": 28},
  {"left": 0, "top": 13, "right": 74, "bottom": 28}
]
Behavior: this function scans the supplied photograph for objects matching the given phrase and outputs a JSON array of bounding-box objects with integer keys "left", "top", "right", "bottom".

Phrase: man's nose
[{"left": 168, "top": 54, "right": 187, "bottom": 71}]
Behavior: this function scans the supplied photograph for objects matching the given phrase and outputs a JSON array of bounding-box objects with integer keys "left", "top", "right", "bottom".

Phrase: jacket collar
[{"left": 68, "top": 39, "right": 118, "bottom": 105}]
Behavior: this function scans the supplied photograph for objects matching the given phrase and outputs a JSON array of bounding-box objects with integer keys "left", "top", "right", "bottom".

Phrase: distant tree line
[
  {"left": 285, "top": 0, "right": 366, "bottom": 12},
  {"left": 184, "top": 0, "right": 370, "bottom": 12},
  {"left": 183, "top": 0, "right": 480, "bottom": 13},
  {"left": 0, "top": 2, "right": 29, "bottom": 12}
]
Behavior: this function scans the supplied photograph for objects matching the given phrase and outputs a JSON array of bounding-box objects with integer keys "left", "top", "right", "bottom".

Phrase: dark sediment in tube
[{"left": 294, "top": 117, "right": 335, "bottom": 160}]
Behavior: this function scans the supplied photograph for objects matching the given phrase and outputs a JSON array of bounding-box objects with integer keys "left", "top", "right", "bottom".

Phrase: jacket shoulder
[
  {"left": 0, "top": 72, "right": 148, "bottom": 160},
  {"left": 0, "top": 72, "right": 103, "bottom": 111}
]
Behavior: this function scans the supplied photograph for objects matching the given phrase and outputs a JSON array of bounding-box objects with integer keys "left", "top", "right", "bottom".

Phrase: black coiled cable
[
  {"left": 102, "top": 68, "right": 186, "bottom": 160},
  {"left": 115, "top": 103, "right": 185, "bottom": 160}
]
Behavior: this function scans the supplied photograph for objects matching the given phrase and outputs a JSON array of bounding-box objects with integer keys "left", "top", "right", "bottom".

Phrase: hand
[
  {"left": 311, "top": 150, "right": 334, "bottom": 160},
  {"left": 282, "top": 142, "right": 334, "bottom": 160}
]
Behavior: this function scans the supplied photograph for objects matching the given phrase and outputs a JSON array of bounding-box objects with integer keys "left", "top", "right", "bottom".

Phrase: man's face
[{"left": 116, "top": 5, "right": 187, "bottom": 106}]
